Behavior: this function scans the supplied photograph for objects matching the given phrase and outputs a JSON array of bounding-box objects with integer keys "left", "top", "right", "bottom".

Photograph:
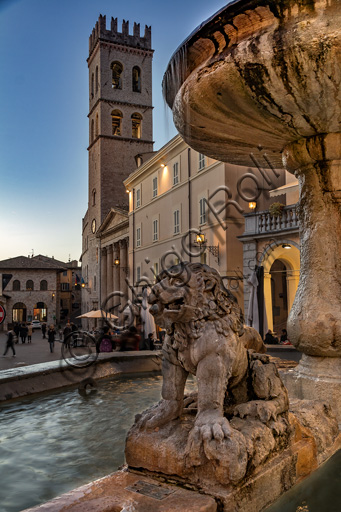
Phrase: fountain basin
[{"left": 163, "top": 0, "right": 341, "bottom": 167}]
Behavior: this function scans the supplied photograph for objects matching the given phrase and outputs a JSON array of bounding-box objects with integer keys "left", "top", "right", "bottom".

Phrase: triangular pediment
[{"left": 97, "top": 208, "right": 129, "bottom": 236}]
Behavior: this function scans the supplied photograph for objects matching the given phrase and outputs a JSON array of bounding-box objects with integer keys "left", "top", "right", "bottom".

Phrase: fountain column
[{"left": 281, "top": 133, "right": 341, "bottom": 421}]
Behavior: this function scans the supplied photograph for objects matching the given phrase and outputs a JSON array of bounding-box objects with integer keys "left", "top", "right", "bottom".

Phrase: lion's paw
[
  {"left": 234, "top": 400, "right": 278, "bottom": 423},
  {"left": 194, "top": 410, "right": 233, "bottom": 441},
  {"left": 139, "top": 399, "right": 182, "bottom": 430}
]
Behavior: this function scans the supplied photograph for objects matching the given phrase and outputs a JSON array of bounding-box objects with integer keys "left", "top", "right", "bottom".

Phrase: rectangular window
[
  {"left": 173, "top": 162, "right": 179, "bottom": 185},
  {"left": 199, "top": 197, "right": 206, "bottom": 225},
  {"left": 198, "top": 153, "right": 206, "bottom": 171},
  {"left": 136, "top": 266, "right": 141, "bottom": 282},
  {"left": 153, "top": 219, "right": 158, "bottom": 241},
  {"left": 136, "top": 227, "right": 141, "bottom": 247},
  {"left": 136, "top": 188, "right": 141, "bottom": 208},
  {"left": 61, "top": 283, "right": 70, "bottom": 291},
  {"left": 174, "top": 209, "right": 180, "bottom": 234},
  {"left": 152, "top": 176, "right": 158, "bottom": 198}
]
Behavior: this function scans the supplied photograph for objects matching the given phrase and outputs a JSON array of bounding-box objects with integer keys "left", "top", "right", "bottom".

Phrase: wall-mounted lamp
[
  {"left": 126, "top": 189, "right": 130, "bottom": 194},
  {"left": 52, "top": 293, "right": 55, "bottom": 300},
  {"left": 194, "top": 229, "right": 219, "bottom": 263},
  {"left": 249, "top": 201, "right": 257, "bottom": 210},
  {"left": 160, "top": 163, "right": 165, "bottom": 168},
  {"left": 114, "top": 258, "right": 129, "bottom": 274},
  {"left": 282, "top": 244, "right": 291, "bottom": 250}
]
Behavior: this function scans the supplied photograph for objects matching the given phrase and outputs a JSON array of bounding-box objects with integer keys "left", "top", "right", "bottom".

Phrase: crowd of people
[{"left": 264, "top": 328, "right": 291, "bottom": 345}]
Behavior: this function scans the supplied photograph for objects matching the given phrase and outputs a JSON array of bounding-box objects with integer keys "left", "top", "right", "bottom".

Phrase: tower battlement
[{"left": 89, "top": 15, "right": 152, "bottom": 57}]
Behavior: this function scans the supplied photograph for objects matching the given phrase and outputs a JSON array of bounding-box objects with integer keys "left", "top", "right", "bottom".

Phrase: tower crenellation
[{"left": 89, "top": 15, "right": 152, "bottom": 58}]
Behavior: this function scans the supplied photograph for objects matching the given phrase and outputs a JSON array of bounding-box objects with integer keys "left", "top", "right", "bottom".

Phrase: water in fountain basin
[{"left": 0, "top": 374, "right": 196, "bottom": 512}]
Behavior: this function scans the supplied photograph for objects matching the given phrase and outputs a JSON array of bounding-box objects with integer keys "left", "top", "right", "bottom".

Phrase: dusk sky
[{"left": 0, "top": 0, "right": 226, "bottom": 263}]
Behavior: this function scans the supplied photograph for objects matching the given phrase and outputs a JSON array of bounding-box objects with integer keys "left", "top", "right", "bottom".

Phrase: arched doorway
[
  {"left": 33, "top": 302, "right": 47, "bottom": 322},
  {"left": 270, "top": 260, "right": 289, "bottom": 333},
  {"left": 12, "top": 303, "right": 27, "bottom": 323},
  {"left": 261, "top": 242, "right": 300, "bottom": 333}
]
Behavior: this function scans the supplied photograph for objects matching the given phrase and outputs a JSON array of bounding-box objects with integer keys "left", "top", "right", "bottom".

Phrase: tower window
[
  {"left": 111, "top": 110, "right": 123, "bottom": 136},
  {"left": 95, "top": 66, "right": 99, "bottom": 93},
  {"left": 111, "top": 61, "right": 123, "bottom": 89},
  {"left": 40, "top": 280, "right": 47, "bottom": 291},
  {"left": 91, "top": 73, "right": 94, "bottom": 98},
  {"left": 92, "top": 189, "right": 96, "bottom": 206},
  {"left": 132, "top": 66, "right": 141, "bottom": 92},
  {"left": 131, "top": 113, "right": 142, "bottom": 138}
]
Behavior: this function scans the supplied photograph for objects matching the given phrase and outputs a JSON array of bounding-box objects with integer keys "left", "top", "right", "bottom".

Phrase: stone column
[
  {"left": 101, "top": 247, "right": 107, "bottom": 308},
  {"left": 113, "top": 242, "right": 121, "bottom": 309},
  {"left": 283, "top": 133, "right": 341, "bottom": 357},
  {"left": 263, "top": 274, "right": 273, "bottom": 332},
  {"left": 286, "top": 271, "right": 299, "bottom": 314},
  {"left": 106, "top": 244, "right": 113, "bottom": 309},
  {"left": 281, "top": 133, "right": 341, "bottom": 422},
  {"left": 119, "top": 239, "right": 128, "bottom": 301}
]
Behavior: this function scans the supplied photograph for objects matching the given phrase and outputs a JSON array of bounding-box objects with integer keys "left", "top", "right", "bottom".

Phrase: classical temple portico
[{"left": 100, "top": 237, "right": 129, "bottom": 311}]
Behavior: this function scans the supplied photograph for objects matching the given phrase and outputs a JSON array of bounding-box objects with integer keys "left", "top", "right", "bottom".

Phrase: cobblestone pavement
[{"left": 0, "top": 329, "right": 64, "bottom": 370}]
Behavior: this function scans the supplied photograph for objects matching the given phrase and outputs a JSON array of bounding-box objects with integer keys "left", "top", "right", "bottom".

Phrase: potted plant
[{"left": 269, "top": 202, "right": 285, "bottom": 217}]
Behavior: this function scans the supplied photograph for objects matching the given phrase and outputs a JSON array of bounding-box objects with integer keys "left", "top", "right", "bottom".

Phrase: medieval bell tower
[{"left": 81, "top": 15, "right": 154, "bottom": 310}]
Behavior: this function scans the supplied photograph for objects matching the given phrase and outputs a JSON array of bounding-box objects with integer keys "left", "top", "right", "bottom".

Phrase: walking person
[
  {"left": 3, "top": 328, "right": 16, "bottom": 357},
  {"left": 47, "top": 324, "right": 56, "bottom": 353},
  {"left": 41, "top": 322, "right": 47, "bottom": 339},
  {"left": 27, "top": 323, "right": 33, "bottom": 343},
  {"left": 20, "top": 323, "right": 28, "bottom": 344}
]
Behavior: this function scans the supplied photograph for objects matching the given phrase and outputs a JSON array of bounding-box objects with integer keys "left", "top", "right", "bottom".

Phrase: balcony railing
[{"left": 243, "top": 204, "right": 299, "bottom": 236}]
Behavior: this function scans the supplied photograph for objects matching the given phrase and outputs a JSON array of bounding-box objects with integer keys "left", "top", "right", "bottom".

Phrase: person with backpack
[{"left": 3, "top": 328, "right": 16, "bottom": 357}]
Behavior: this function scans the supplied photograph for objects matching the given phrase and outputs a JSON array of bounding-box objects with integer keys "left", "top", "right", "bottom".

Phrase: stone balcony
[{"left": 241, "top": 204, "right": 299, "bottom": 239}]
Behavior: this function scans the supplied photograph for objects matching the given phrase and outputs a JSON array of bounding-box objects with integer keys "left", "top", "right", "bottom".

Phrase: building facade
[
  {"left": 81, "top": 15, "right": 154, "bottom": 314},
  {"left": 0, "top": 255, "right": 81, "bottom": 330},
  {"left": 124, "top": 135, "right": 287, "bottom": 313}
]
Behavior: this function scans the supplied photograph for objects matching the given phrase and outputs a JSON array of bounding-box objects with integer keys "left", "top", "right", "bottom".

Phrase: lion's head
[{"left": 148, "top": 262, "right": 244, "bottom": 340}]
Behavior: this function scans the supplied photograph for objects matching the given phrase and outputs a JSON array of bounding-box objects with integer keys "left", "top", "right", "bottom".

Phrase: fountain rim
[{"left": 162, "top": 0, "right": 276, "bottom": 108}]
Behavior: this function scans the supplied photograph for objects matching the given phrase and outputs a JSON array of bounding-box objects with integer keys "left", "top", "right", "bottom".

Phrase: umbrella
[
  {"left": 76, "top": 309, "right": 118, "bottom": 319},
  {"left": 140, "top": 287, "right": 156, "bottom": 339}
]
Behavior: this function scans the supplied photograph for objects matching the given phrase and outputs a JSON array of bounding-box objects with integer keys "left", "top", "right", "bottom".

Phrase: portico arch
[{"left": 260, "top": 240, "right": 300, "bottom": 333}]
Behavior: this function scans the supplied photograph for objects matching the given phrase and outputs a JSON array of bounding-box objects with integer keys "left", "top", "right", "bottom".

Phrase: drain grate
[{"left": 125, "top": 480, "right": 176, "bottom": 500}]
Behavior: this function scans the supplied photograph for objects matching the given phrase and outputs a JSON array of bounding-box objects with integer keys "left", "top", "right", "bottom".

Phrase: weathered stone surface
[
  {"left": 135, "top": 262, "right": 289, "bottom": 478},
  {"left": 163, "top": 0, "right": 341, "bottom": 167},
  {"left": 22, "top": 470, "right": 217, "bottom": 512},
  {"left": 126, "top": 400, "right": 341, "bottom": 511},
  {"left": 282, "top": 355, "right": 341, "bottom": 424},
  {"left": 284, "top": 134, "right": 341, "bottom": 357}
]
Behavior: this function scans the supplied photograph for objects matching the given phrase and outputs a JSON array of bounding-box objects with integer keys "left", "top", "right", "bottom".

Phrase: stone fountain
[
  {"left": 163, "top": 0, "right": 341, "bottom": 422},
  {"left": 24, "top": 2, "right": 341, "bottom": 511}
]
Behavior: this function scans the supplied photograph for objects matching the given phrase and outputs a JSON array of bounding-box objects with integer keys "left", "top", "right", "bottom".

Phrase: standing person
[
  {"left": 2, "top": 328, "right": 16, "bottom": 357},
  {"left": 27, "top": 323, "right": 33, "bottom": 343},
  {"left": 280, "top": 329, "right": 291, "bottom": 345},
  {"left": 20, "top": 323, "right": 28, "bottom": 344},
  {"left": 41, "top": 322, "right": 47, "bottom": 339},
  {"left": 63, "top": 323, "right": 72, "bottom": 346},
  {"left": 47, "top": 324, "right": 56, "bottom": 353},
  {"left": 264, "top": 329, "right": 279, "bottom": 345}
]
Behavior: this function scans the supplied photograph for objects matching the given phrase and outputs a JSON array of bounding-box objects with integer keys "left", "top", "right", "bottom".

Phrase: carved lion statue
[{"left": 141, "top": 262, "right": 288, "bottom": 444}]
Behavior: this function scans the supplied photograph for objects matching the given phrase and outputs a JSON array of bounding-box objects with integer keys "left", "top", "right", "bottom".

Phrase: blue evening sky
[{"left": 0, "top": 0, "right": 226, "bottom": 262}]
